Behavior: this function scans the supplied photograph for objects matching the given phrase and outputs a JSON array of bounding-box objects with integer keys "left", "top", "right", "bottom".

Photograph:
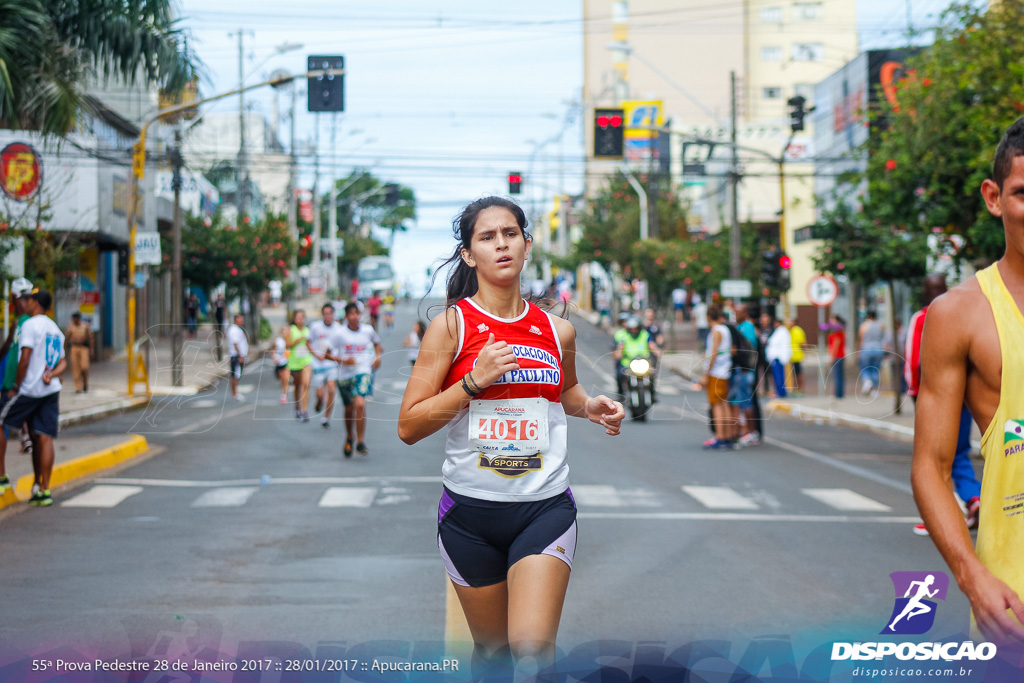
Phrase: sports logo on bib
[
  {"left": 477, "top": 454, "right": 543, "bottom": 478},
  {"left": 1004, "top": 419, "right": 1024, "bottom": 457}
]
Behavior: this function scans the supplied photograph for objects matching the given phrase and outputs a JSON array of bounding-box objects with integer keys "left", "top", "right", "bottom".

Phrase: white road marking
[
  {"left": 188, "top": 399, "right": 219, "bottom": 408},
  {"left": 62, "top": 485, "right": 144, "bottom": 508},
  {"left": 99, "top": 476, "right": 441, "bottom": 487},
  {"left": 318, "top": 487, "right": 378, "bottom": 507},
  {"left": 763, "top": 436, "right": 913, "bottom": 495},
  {"left": 578, "top": 512, "right": 920, "bottom": 523},
  {"left": 572, "top": 484, "right": 625, "bottom": 507},
  {"left": 682, "top": 485, "right": 760, "bottom": 510},
  {"left": 802, "top": 488, "right": 892, "bottom": 512},
  {"left": 191, "top": 487, "right": 260, "bottom": 507}
]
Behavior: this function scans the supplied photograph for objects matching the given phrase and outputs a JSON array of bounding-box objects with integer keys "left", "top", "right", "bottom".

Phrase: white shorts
[{"left": 311, "top": 365, "right": 339, "bottom": 388}]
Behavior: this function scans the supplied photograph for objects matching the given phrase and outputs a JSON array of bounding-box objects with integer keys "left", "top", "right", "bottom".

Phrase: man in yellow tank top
[{"left": 913, "top": 117, "right": 1024, "bottom": 646}]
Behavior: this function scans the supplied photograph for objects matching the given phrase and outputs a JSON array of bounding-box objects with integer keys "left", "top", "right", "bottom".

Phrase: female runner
[
  {"left": 286, "top": 310, "right": 312, "bottom": 421},
  {"left": 398, "top": 196, "right": 624, "bottom": 677}
]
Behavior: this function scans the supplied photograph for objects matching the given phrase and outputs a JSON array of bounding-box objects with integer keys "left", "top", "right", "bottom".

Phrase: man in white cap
[{"left": 0, "top": 277, "right": 34, "bottom": 496}]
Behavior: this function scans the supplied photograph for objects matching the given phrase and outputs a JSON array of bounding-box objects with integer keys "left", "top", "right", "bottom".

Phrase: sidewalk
[
  {"left": 0, "top": 305, "right": 287, "bottom": 511},
  {"left": 577, "top": 307, "right": 980, "bottom": 448}
]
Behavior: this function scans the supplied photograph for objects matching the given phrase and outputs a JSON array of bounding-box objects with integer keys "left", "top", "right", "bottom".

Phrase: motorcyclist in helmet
[{"left": 613, "top": 317, "right": 659, "bottom": 397}]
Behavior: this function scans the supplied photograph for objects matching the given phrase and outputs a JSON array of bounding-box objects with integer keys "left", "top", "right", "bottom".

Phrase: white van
[{"left": 357, "top": 256, "right": 395, "bottom": 299}]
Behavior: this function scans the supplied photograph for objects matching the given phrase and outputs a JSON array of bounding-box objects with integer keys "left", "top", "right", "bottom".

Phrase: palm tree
[{"left": 0, "top": 0, "right": 200, "bottom": 136}]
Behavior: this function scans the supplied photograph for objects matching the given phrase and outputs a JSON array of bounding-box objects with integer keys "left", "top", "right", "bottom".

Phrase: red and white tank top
[{"left": 441, "top": 298, "right": 569, "bottom": 501}]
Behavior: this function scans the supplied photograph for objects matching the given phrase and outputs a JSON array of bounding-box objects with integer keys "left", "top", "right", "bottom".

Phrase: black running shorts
[{"left": 437, "top": 487, "right": 578, "bottom": 587}]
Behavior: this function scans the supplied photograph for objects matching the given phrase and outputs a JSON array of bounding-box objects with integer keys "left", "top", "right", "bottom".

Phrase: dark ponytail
[{"left": 427, "top": 196, "right": 531, "bottom": 308}]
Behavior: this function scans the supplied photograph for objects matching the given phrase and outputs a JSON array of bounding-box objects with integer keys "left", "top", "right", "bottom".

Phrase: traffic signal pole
[{"left": 126, "top": 70, "right": 324, "bottom": 395}]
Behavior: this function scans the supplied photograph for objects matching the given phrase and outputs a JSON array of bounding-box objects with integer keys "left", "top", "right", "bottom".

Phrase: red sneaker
[{"left": 966, "top": 497, "right": 981, "bottom": 529}]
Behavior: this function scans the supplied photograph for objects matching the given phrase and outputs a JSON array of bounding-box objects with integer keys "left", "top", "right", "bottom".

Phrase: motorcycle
[{"left": 624, "top": 356, "right": 653, "bottom": 421}]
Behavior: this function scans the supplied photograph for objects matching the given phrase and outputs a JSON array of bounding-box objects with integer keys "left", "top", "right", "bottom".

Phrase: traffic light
[
  {"left": 761, "top": 249, "right": 792, "bottom": 292},
  {"left": 788, "top": 95, "right": 806, "bottom": 132},
  {"left": 307, "top": 55, "right": 345, "bottom": 112},
  {"left": 778, "top": 251, "right": 792, "bottom": 292},
  {"left": 593, "top": 108, "right": 624, "bottom": 159},
  {"left": 384, "top": 183, "right": 400, "bottom": 206},
  {"left": 117, "top": 245, "right": 129, "bottom": 286},
  {"left": 508, "top": 172, "right": 522, "bottom": 195}
]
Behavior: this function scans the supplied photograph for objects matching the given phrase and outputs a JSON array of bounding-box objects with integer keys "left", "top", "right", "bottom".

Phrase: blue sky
[{"left": 175, "top": 0, "right": 958, "bottom": 294}]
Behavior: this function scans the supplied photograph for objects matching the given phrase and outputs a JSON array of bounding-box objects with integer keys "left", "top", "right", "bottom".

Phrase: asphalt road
[{"left": 0, "top": 299, "right": 979, "bottom": 680}]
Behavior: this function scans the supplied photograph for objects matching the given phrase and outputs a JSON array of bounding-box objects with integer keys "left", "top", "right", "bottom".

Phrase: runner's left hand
[{"left": 585, "top": 395, "right": 624, "bottom": 436}]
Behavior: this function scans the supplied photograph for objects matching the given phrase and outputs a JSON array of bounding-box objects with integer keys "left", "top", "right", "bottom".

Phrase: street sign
[
  {"left": 135, "top": 232, "right": 162, "bottom": 265},
  {"left": 807, "top": 274, "right": 839, "bottom": 307},
  {"left": 720, "top": 279, "right": 752, "bottom": 298}
]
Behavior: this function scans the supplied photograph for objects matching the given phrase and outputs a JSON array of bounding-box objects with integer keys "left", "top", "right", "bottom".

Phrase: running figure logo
[{"left": 881, "top": 571, "right": 949, "bottom": 635}]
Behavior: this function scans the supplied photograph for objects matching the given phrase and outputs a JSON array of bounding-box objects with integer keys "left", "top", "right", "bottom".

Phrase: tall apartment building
[{"left": 582, "top": 0, "right": 858, "bottom": 327}]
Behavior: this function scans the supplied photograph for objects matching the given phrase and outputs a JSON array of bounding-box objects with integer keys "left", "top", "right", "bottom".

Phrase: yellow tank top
[{"left": 975, "top": 263, "right": 1024, "bottom": 611}]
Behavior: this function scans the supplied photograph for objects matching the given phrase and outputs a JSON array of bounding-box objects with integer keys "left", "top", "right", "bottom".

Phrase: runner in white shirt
[
  {"left": 226, "top": 314, "right": 249, "bottom": 401},
  {"left": 402, "top": 320, "right": 425, "bottom": 365},
  {"left": 0, "top": 290, "right": 67, "bottom": 506},
  {"left": 273, "top": 328, "right": 289, "bottom": 404},
  {"left": 337, "top": 302, "right": 382, "bottom": 456},
  {"left": 307, "top": 303, "right": 345, "bottom": 429}
]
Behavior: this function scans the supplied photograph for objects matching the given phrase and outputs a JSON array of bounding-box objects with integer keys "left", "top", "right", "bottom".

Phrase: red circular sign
[{"left": 0, "top": 143, "right": 42, "bottom": 201}]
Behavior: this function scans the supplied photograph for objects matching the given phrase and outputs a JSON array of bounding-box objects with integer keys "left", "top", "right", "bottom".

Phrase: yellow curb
[
  {"left": 767, "top": 400, "right": 795, "bottom": 414},
  {"left": 0, "top": 434, "right": 149, "bottom": 508}
]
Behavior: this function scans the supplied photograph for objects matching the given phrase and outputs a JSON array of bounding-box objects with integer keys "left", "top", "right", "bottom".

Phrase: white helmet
[{"left": 10, "top": 277, "right": 33, "bottom": 297}]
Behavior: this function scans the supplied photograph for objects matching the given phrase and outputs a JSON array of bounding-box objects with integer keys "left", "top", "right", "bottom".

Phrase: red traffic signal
[
  {"left": 508, "top": 171, "right": 522, "bottom": 195},
  {"left": 779, "top": 254, "right": 792, "bottom": 269},
  {"left": 594, "top": 108, "right": 625, "bottom": 159},
  {"left": 508, "top": 173, "right": 522, "bottom": 184},
  {"left": 596, "top": 115, "right": 623, "bottom": 128}
]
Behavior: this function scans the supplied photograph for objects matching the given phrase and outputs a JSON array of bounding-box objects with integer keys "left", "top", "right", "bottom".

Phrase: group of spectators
[{"left": 700, "top": 303, "right": 801, "bottom": 449}]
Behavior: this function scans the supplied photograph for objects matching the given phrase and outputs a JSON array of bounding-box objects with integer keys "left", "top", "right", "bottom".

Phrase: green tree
[
  {"left": 575, "top": 171, "right": 766, "bottom": 306},
  {"left": 176, "top": 212, "right": 295, "bottom": 301},
  {"left": 324, "top": 169, "right": 415, "bottom": 277},
  {"left": 0, "top": 0, "right": 200, "bottom": 135},
  {"left": 863, "top": 1, "right": 1024, "bottom": 267}
]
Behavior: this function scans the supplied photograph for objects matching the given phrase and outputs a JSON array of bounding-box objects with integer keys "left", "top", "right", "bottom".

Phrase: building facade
[{"left": 581, "top": 0, "right": 858, "bottom": 316}]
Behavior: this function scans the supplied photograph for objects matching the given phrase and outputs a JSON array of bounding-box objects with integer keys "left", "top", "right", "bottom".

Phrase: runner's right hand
[
  {"left": 473, "top": 333, "right": 519, "bottom": 388},
  {"left": 966, "top": 566, "right": 1024, "bottom": 645}
]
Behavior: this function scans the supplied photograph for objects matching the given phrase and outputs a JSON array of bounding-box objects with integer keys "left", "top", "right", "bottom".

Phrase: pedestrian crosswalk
[{"left": 60, "top": 477, "right": 911, "bottom": 521}]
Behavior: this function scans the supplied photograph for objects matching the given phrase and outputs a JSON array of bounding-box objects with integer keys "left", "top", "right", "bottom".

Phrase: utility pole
[
  {"left": 236, "top": 29, "right": 248, "bottom": 219},
  {"left": 329, "top": 113, "right": 339, "bottom": 293},
  {"left": 287, "top": 81, "right": 299, "bottom": 280},
  {"left": 729, "top": 71, "right": 741, "bottom": 280},
  {"left": 312, "top": 114, "right": 321, "bottom": 285},
  {"left": 171, "top": 128, "right": 184, "bottom": 387}
]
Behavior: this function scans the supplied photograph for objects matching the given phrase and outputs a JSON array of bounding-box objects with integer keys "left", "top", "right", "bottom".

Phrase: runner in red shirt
[
  {"left": 366, "top": 292, "right": 382, "bottom": 329},
  {"left": 398, "top": 197, "right": 623, "bottom": 680}
]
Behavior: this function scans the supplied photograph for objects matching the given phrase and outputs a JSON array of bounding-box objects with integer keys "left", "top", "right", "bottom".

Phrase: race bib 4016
[{"left": 468, "top": 398, "right": 549, "bottom": 456}]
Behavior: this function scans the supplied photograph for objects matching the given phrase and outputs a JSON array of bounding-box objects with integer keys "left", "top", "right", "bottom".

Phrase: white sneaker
[
  {"left": 738, "top": 432, "right": 762, "bottom": 446},
  {"left": 233, "top": 394, "right": 244, "bottom": 402}
]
